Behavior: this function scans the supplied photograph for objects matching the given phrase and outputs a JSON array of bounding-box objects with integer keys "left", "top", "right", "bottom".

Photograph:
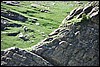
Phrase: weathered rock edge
[{"left": 1, "top": 1, "right": 99, "bottom": 66}]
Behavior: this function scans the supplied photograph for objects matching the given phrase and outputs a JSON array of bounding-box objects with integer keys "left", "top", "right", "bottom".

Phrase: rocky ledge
[{"left": 1, "top": 1, "right": 99, "bottom": 66}]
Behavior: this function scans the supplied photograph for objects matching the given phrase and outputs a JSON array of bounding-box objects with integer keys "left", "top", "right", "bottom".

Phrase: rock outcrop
[
  {"left": 1, "top": 1, "right": 99, "bottom": 66},
  {"left": 2, "top": 1, "right": 20, "bottom": 6},
  {"left": 1, "top": 18, "right": 22, "bottom": 31},
  {"left": 1, "top": 9, "right": 27, "bottom": 22},
  {"left": 1, "top": 47, "right": 53, "bottom": 66},
  {"left": 31, "top": 1, "right": 99, "bottom": 66},
  {"left": 1, "top": 18, "right": 10, "bottom": 31}
]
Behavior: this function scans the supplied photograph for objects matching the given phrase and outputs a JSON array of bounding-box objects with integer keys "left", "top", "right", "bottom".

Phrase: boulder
[{"left": 1, "top": 47, "right": 53, "bottom": 66}]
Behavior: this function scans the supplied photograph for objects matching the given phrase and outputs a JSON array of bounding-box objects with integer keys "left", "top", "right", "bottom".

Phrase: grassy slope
[{"left": 1, "top": 1, "right": 88, "bottom": 50}]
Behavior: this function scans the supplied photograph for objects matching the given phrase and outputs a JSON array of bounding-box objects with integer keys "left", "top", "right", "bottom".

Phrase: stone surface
[
  {"left": 31, "top": 1, "right": 99, "bottom": 66},
  {"left": 1, "top": 9, "right": 27, "bottom": 22},
  {"left": 8, "top": 23, "right": 22, "bottom": 27},
  {"left": 7, "top": 31, "right": 20, "bottom": 36},
  {"left": 1, "top": 18, "right": 10, "bottom": 31},
  {"left": 67, "top": 7, "right": 83, "bottom": 20},
  {"left": 40, "top": 9, "right": 50, "bottom": 13},
  {"left": 1, "top": 1, "right": 99, "bottom": 66},
  {"left": 89, "top": 10, "right": 99, "bottom": 24},
  {"left": 2, "top": 1, "right": 20, "bottom": 6},
  {"left": 1, "top": 47, "right": 53, "bottom": 66},
  {"left": 32, "top": 19, "right": 99, "bottom": 66},
  {"left": 48, "top": 28, "right": 60, "bottom": 36},
  {"left": 83, "top": 5, "right": 93, "bottom": 14},
  {"left": 18, "top": 33, "right": 29, "bottom": 41}
]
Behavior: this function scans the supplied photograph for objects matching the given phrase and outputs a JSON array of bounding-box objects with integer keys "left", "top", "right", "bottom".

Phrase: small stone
[
  {"left": 35, "top": 23, "right": 40, "bottom": 26},
  {"left": 42, "top": 35, "right": 46, "bottom": 37},
  {"left": 40, "top": 9, "right": 49, "bottom": 13},
  {"left": 69, "top": 44, "right": 73, "bottom": 45},
  {"left": 18, "top": 33, "right": 24, "bottom": 38},
  {"left": 91, "top": 28, "right": 94, "bottom": 30},
  {"left": 31, "top": 40, "right": 34, "bottom": 43},
  {"left": 23, "top": 26, "right": 28, "bottom": 32},
  {"left": 32, "top": 18, "right": 38, "bottom": 23}
]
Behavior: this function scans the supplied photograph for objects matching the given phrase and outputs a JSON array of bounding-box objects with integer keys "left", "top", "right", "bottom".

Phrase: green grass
[{"left": 1, "top": 1, "right": 88, "bottom": 51}]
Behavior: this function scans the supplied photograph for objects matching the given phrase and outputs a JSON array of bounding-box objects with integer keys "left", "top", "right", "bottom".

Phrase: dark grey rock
[
  {"left": 90, "top": 10, "right": 99, "bottom": 24},
  {"left": 43, "top": 37, "right": 53, "bottom": 42},
  {"left": 40, "top": 9, "right": 50, "bottom": 13},
  {"left": 1, "top": 18, "right": 9, "bottom": 31},
  {"left": 59, "top": 41, "right": 69, "bottom": 48},
  {"left": 76, "top": 12, "right": 84, "bottom": 19},
  {"left": 83, "top": 5, "right": 93, "bottom": 14},
  {"left": 1, "top": 47, "right": 53, "bottom": 66},
  {"left": 1, "top": 9, "right": 27, "bottom": 22},
  {"left": 74, "top": 8, "right": 83, "bottom": 16},
  {"left": 1, "top": 1, "right": 99, "bottom": 66},
  {"left": 88, "top": 6, "right": 99, "bottom": 15},
  {"left": 32, "top": 18, "right": 38, "bottom": 23},
  {"left": 8, "top": 23, "right": 22, "bottom": 27},
  {"left": 31, "top": 2, "right": 99, "bottom": 65},
  {"left": 7, "top": 31, "right": 20, "bottom": 36},
  {"left": 48, "top": 28, "right": 60, "bottom": 36},
  {"left": 69, "top": 8, "right": 77, "bottom": 16},
  {"left": 67, "top": 7, "right": 83, "bottom": 20},
  {"left": 2, "top": 1, "right": 20, "bottom": 6}
]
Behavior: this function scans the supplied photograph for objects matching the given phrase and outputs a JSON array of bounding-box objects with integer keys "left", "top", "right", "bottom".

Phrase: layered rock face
[
  {"left": 1, "top": 47, "right": 53, "bottom": 66},
  {"left": 1, "top": 1, "right": 99, "bottom": 66},
  {"left": 32, "top": 1, "right": 99, "bottom": 66}
]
